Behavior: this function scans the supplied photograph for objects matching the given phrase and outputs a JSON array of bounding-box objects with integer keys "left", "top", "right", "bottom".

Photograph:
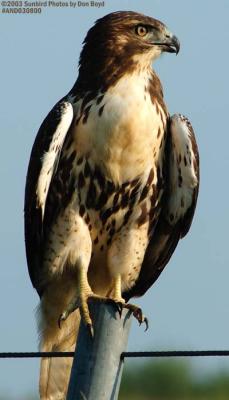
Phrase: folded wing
[
  {"left": 24, "top": 101, "right": 73, "bottom": 295},
  {"left": 124, "top": 113, "right": 199, "bottom": 300}
]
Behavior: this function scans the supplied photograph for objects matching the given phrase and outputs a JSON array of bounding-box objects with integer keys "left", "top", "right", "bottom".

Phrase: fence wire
[{"left": 1, "top": 350, "right": 229, "bottom": 359}]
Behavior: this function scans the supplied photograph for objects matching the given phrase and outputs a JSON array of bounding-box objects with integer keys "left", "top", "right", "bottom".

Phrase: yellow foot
[
  {"left": 58, "top": 293, "right": 148, "bottom": 336},
  {"left": 119, "top": 303, "right": 149, "bottom": 331},
  {"left": 102, "top": 297, "right": 149, "bottom": 331},
  {"left": 58, "top": 293, "right": 114, "bottom": 337},
  {"left": 107, "top": 275, "right": 148, "bottom": 330}
]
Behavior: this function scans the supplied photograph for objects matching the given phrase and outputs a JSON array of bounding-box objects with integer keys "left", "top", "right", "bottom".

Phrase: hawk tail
[{"left": 38, "top": 282, "right": 80, "bottom": 400}]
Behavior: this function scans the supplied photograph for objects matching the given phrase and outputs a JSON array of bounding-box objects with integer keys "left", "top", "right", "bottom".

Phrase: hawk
[{"left": 24, "top": 11, "right": 199, "bottom": 400}]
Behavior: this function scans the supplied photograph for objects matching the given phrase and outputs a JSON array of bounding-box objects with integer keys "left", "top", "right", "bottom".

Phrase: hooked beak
[
  {"left": 149, "top": 32, "right": 180, "bottom": 55},
  {"left": 156, "top": 34, "right": 180, "bottom": 55},
  {"left": 162, "top": 34, "right": 180, "bottom": 54}
]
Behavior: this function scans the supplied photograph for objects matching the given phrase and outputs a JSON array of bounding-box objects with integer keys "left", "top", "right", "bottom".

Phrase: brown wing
[
  {"left": 124, "top": 113, "right": 199, "bottom": 301},
  {"left": 24, "top": 101, "right": 73, "bottom": 296}
]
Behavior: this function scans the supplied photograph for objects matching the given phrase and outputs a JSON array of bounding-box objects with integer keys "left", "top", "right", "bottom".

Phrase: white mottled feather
[
  {"left": 167, "top": 113, "right": 198, "bottom": 223},
  {"left": 36, "top": 102, "right": 73, "bottom": 219}
]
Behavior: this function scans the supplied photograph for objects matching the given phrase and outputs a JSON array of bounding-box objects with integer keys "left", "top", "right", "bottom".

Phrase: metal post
[{"left": 66, "top": 301, "right": 132, "bottom": 400}]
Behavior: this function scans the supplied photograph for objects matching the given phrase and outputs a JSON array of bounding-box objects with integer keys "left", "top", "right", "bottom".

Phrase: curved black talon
[
  {"left": 116, "top": 302, "right": 124, "bottom": 318},
  {"left": 87, "top": 323, "right": 94, "bottom": 338},
  {"left": 106, "top": 299, "right": 123, "bottom": 317},
  {"left": 143, "top": 317, "right": 149, "bottom": 331},
  {"left": 58, "top": 313, "right": 65, "bottom": 329},
  {"left": 125, "top": 304, "right": 149, "bottom": 331}
]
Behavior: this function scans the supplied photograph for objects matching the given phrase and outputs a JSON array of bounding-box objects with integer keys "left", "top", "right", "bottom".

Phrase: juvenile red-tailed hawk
[{"left": 24, "top": 11, "right": 199, "bottom": 400}]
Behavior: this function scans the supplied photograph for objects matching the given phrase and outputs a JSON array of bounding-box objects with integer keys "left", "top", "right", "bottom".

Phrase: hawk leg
[
  {"left": 109, "top": 274, "right": 149, "bottom": 331},
  {"left": 58, "top": 264, "right": 121, "bottom": 336},
  {"left": 58, "top": 264, "right": 108, "bottom": 336}
]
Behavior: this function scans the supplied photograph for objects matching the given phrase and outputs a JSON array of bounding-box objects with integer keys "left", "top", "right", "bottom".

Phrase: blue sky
[{"left": 0, "top": 0, "right": 229, "bottom": 398}]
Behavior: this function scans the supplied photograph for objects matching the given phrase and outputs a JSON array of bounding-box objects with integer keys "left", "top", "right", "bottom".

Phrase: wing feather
[
  {"left": 24, "top": 100, "right": 73, "bottom": 294},
  {"left": 124, "top": 114, "right": 199, "bottom": 300}
]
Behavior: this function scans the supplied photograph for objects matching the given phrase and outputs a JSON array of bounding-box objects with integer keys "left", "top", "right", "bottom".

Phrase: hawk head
[{"left": 76, "top": 11, "right": 180, "bottom": 92}]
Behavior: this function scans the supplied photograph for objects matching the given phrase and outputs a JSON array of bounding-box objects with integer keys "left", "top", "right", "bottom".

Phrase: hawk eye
[{"left": 135, "top": 25, "right": 148, "bottom": 37}]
